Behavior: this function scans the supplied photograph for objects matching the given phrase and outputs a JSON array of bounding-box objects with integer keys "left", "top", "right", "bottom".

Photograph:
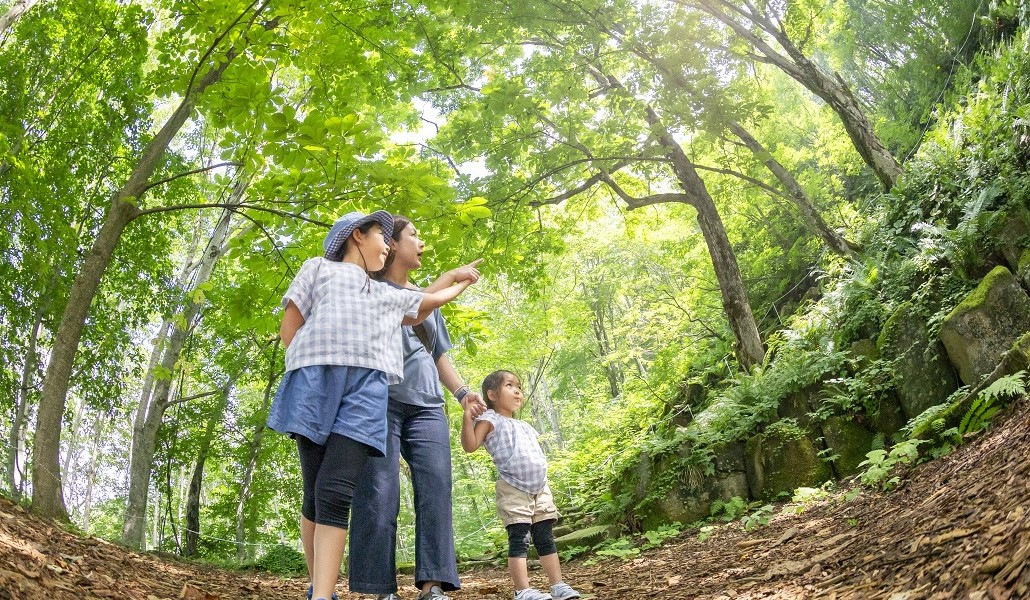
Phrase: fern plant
[{"left": 960, "top": 370, "right": 1027, "bottom": 435}]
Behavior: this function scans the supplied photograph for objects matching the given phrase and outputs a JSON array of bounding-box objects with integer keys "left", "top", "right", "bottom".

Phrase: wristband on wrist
[{"left": 454, "top": 385, "right": 470, "bottom": 402}]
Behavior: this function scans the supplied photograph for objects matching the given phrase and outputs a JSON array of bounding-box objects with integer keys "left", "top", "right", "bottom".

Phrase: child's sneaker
[
  {"left": 550, "top": 582, "right": 581, "bottom": 600},
  {"left": 514, "top": 588, "right": 552, "bottom": 600}
]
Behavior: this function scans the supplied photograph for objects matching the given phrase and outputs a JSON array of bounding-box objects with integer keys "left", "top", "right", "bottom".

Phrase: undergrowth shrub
[
  {"left": 857, "top": 439, "right": 925, "bottom": 491},
  {"left": 252, "top": 543, "right": 306, "bottom": 576}
]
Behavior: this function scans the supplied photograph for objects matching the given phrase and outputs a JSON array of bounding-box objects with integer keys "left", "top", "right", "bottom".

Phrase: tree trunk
[
  {"left": 528, "top": 385, "right": 551, "bottom": 452},
  {"left": 78, "top": 417, "right": 107, "bottom": 531},
  {"left": 30, "top": 6, "right": 257, "bottom": 518},
  {"left": 235, "top": 341, "right": 279, "bottom": 561},
  {"left": 588, "top": 295, "right": 622, "bottom": 399},
  {"left": 122, "top": 194, "right": 242, "bottom": 549},
  {"left": 642, "top": 105, "right": 766, "bottom": 368},
  {"left": 0, "top": 0, "right": 40, "bottom": 38},
  {"left": 538, "top": 374, "right": 564, "bottom": 448},
  {"left": 727, "top": 120, "right": 861, "bottom": 259},
  {"left": 692, "top": 0, "right": 902, "bottom": 190},
  {"left": 59, "top": 395, "right": 87, "bottom": 512},
  {"left": 32, "top": 198, "right": 139, "bottom": 521},
  {"left": 184, "top": 384, "right": 232, "bottom": 557},
  {"left": 8, "top": 296, "right": 47, "bottom": 501},
  {"left": 588, "top": 66, "right": 765, "bottom": 368}
]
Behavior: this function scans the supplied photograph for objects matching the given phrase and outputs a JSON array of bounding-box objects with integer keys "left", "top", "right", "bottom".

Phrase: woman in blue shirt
[{"left": 348, "top": 215, "right": 488, "bottom": 600}]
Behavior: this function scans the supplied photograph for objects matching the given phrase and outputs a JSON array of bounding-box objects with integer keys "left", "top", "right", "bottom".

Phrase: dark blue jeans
[{"left": 348, "top": 400, "right": 460, "bottom": 594}]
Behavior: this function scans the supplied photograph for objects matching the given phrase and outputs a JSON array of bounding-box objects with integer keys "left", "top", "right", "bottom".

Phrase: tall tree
[
  {"left": 676, "top": 0, "right": 903, "bottom": 190},
  {"left": 234, "top": 340, "right": 279, "bottom": 561},
  {"left": 591, "top": 16, "right": 862, "bottom": 259},
  {"left": 426, "top": 3, "right": 766, "bottom": 366},
  {"left": 0, "top": 0, "right": 154, "bottom": 511},
  {"left": 31, "top": 0, "right": 278, "bottom": 520},
  {"left": 184, "top": 379, "right": 234, "bottom": 557},
  {"left": 122, "top": 182, "right": 245, "bottom": 548}
]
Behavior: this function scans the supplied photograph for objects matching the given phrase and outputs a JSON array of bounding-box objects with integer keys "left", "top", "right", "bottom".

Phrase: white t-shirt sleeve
[
  {"left": 400, "top": 288, "right": 423, "bottom": 319},
  {"left": 282, "top": 257, "right": 319, "bottom": 317},
  {"left": 476, "top": 409, "right": 502, "bottom": 435}
]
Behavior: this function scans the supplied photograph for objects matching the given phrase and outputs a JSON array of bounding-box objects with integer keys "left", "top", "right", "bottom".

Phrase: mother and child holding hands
[{"left": 266, "top": 210, "right": 583, "bottom": 600}]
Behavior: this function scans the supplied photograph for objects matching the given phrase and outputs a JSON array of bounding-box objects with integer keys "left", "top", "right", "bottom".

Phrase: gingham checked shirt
[
  {"left": 282, "top": 257, "right": 423, "bottom": 384},
  {"left": 477, "top": 409, "right": 548, "bottom": 493}
]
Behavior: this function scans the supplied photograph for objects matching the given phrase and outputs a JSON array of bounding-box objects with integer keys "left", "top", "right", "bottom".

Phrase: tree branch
[
  {"left": 164, "top": 388, "right": 220, "bottom": 408},
  {"left": 600, "top": 173, "right": 692, "bottom": 209},
  {"left": 134, "top": 202, "right": 328, "bottom": 227},
  {"left": 141, "top": 162, "right": 241, "bottom": 194}
]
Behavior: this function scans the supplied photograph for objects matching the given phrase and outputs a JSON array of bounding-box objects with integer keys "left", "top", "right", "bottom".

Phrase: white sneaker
[
  {"left": 514, "top": 588, "right": 552, "bottom": 600},
  {"left": 550, "top": 582, "right": 581, "bottom": 600}
]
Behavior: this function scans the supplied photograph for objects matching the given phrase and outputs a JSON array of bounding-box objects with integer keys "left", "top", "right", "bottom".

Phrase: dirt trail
[{"left": 2, "top": 398, "right": 1029, "bottom": 600}]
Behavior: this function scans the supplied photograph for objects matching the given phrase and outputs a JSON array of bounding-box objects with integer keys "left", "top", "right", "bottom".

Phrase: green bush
[{"left": 252, "top": 543, "right": 307, "bottom": 576}]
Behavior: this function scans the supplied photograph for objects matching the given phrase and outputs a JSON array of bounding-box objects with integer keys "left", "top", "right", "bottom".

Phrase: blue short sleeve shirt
[{"left": 383, "top": 281, "right": 453, "bottom": 407}]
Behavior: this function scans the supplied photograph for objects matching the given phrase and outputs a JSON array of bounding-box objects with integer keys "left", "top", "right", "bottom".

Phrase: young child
[
  {"left": 461, "top": 370, "right": 582, "bottom": 600},
  {"left": 266, "top": 210, "right": 475, "bottom": 600}
]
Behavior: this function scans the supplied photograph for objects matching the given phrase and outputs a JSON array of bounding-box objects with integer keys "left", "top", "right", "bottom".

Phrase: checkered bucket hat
[{"left": 323, "top": 210, "right": 394, "bottom": 261}]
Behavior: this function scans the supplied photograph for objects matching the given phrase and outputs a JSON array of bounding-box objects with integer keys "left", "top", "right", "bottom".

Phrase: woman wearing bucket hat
[
  {"left": 348, "top": 215, "right": 487, "bottom": 600},
  {"left": 266, "top": 210, "right": 477, "bottom": 600}
]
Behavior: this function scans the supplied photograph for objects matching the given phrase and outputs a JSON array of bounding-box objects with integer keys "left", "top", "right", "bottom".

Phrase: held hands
[{"left": 461, "top": 392, "right": 488, "bottom": 418}]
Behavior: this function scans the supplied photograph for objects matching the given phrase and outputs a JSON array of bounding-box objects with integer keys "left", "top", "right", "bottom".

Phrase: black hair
[
  {"left": 371, "top": 215, "right": 412, "bottom": 279},
  {"left": 481, "top": 370, "right": 519, "bottom": 409}
]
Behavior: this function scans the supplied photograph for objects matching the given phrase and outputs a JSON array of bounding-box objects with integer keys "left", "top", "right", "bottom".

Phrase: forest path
[{"left": 2, "top": 397, "right": 1029, "bottom": 600}]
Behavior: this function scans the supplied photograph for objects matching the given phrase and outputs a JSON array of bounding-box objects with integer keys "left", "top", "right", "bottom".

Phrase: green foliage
[
  {"left": 578, "top": 522, "right": 681, "bottom": 564},
  {"left": 641, "top": 522, "right": 682, "bottom": 550},
  {"left": 709, "top": 496, "right": 748, "bottom": 522},
  {"left": 817, "top": 358, "right": 896, "bottom": 419},
  {"left": 558, "top": 545, "right": 590, "bottom": 562},
  {"left": 696, "top": 524, "right": 718, "bottom": 543},
  {"left": 960, "top": 370, "right": 1027, "bottom": 435},
  {"left": 250, "top": 544, "right": 307, "bottom": 576},
  {"left": 782, "top": 485, "right": 832, "bottom": 515},
  {"left": 709, "top": 496, "right": 772, "bottom": 531},
  {"left": 857, "top": 439, "right": 926, "bottom": 491},
  {"left": 593, "top": 538, "right": 641, "bottom": 560},
  {"left": 741, "top": 504, "right": 774, "bottom": 532}
]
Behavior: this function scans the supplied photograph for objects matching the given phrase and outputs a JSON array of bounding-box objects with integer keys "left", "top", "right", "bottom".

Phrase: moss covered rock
[
  {"left": 940, "top": 267, "right": 1030, "bottom": 385},
  {"left": 777, "top": 384, "right": 821, "bottom": 433},
  {"left": 850, "top": 338, "right": 879, "bottom": 371},
  {"left": 990, "top": 206, "right": 1030, "bottom": 272},
  {"left": 636, "top": 469, "right": 750, "bottom": 531},
  {"left": 912, "top": 332, "right": 1030, "bottom": 442},
  {"left": 867, "top": 394, "right": 906, "bottom": 438},
  {"left": 1019, "top": 249, "right": 1030, "bottom": 290},
  {"left": 877, "top": 302, "right": 960, "bottom": 419},
  {"left": 744, "top": 429, "right": 833, "bottom": 500},
  {"left": 711, "top": 441, "right": 746, "bottom": 473},
  {"left": 821, "top": 415, "right": 877, "bottom": 477},
  {"left": 554, "top": 524, "right": 618, "bottom": 552},
  {"left": 635, "top": 442, "right": 751, "bottom": 529}
]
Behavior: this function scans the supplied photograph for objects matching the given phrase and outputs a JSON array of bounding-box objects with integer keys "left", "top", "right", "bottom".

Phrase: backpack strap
[{"left": 412, "top": 322, "right": 433, "bottom": 355}]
